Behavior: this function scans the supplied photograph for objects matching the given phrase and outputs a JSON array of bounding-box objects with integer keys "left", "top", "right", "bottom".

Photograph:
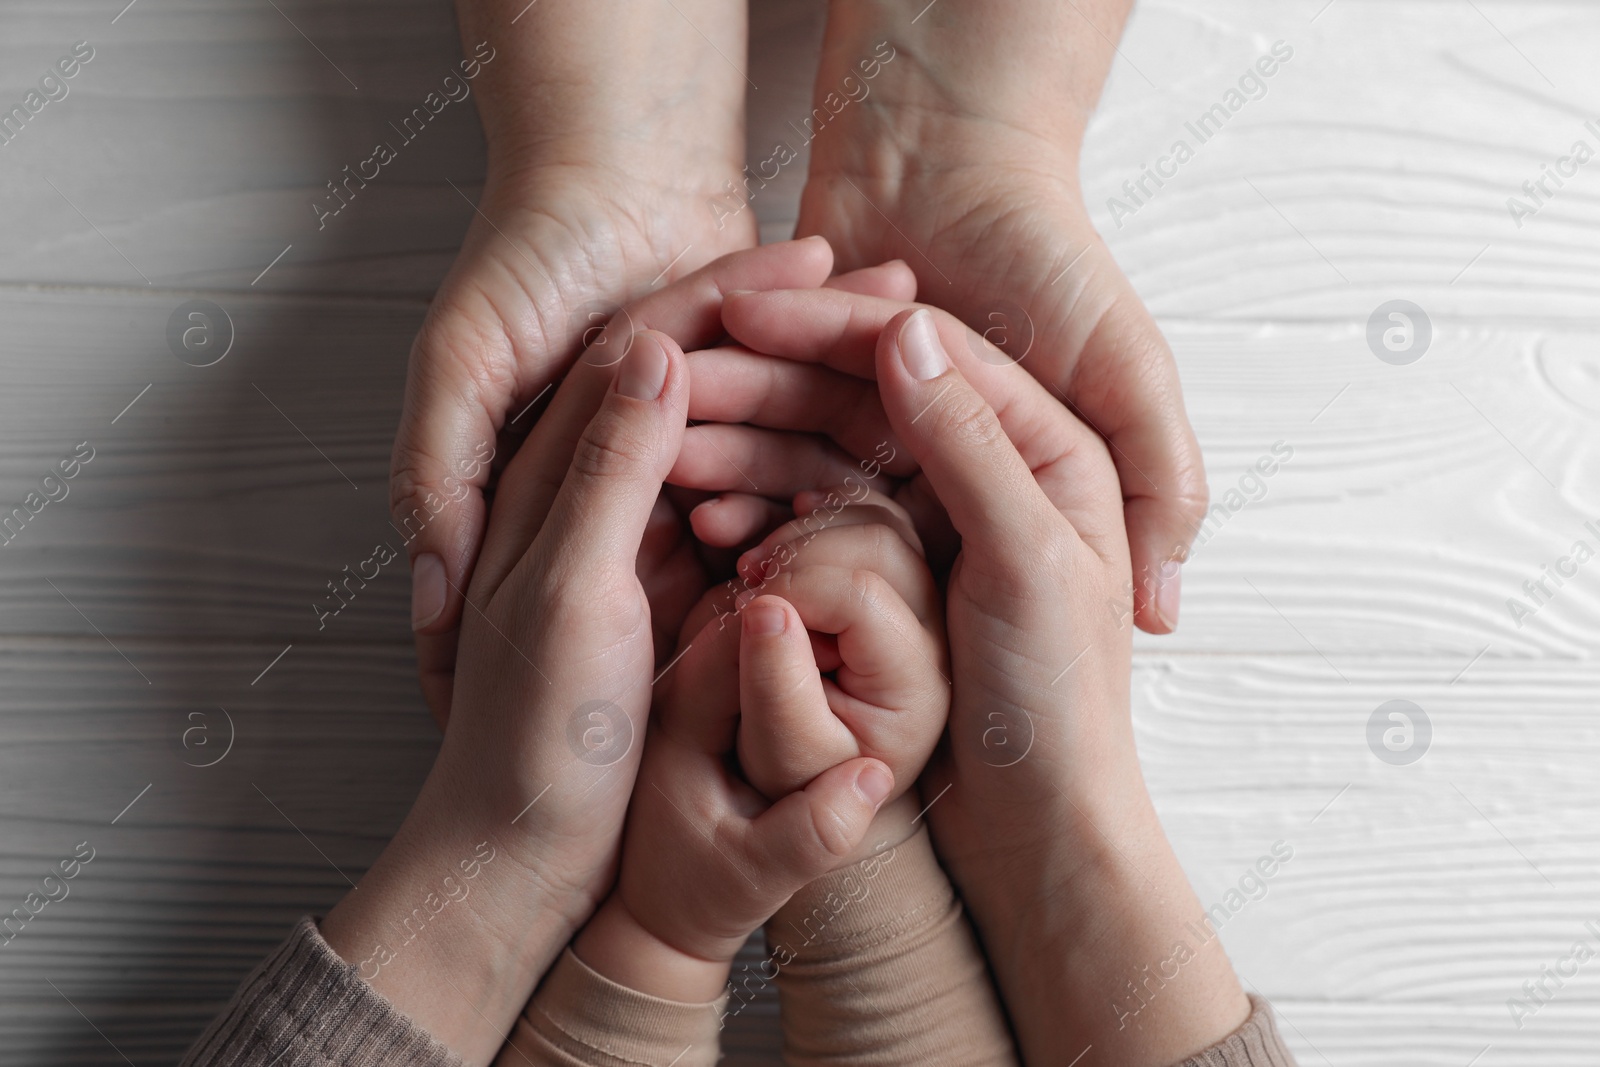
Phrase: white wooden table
[{"left": 2, "top": 1, "right": 1594, "bottom": 1062}]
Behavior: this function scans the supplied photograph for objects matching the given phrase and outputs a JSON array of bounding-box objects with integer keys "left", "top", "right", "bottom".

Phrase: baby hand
[
  {"left": 570, "top": 604, "right": 894, "bottom": 1004},
  {"left": 571, "top": 486, "right": 948, "bottom": 1007},
  {"left": 722, "top": 485, "right": 948, "bottom": 856}
]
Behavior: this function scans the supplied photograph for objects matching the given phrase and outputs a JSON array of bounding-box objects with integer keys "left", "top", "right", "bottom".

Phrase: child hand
[
  {"left": 680, "top": 290, "right": 1252, "bottom": 1064},
  {"left": 707, "top": 485, "right": 949, "bottom": 856},
  {"left": 570, "top": 608, "right": 894, "bottom": 1004},
  {"left": 571, "top": 487, "right": 948, "bottom": 1004}
]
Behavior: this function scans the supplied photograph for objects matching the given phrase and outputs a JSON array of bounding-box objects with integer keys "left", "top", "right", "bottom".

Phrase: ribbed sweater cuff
[
  {"left": 766, "top": 827, "right": 943, "bottom": 957},
  {"left": 182, "top": 916, "right": 462, "bottom": 1067},
  {"left": 505, "top": 947, "right": 726, "bottom": 1067},
  {"left": 764, "top": 826, "right": 1020, "bottom": 1066},
  {"left": 1177, "top": 995, "right": 1296, "bottom": 1067}
]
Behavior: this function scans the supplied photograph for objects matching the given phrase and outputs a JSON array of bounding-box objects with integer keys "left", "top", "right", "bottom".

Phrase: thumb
[
  {"left": 390, "top": 349, "right": 498, "bottom": 726},
  {"left": 528, "top": 330, "right": 689, "bottom": 576},
  {"left": 1071, "top": 293, "right": 1209, "bottom": 633},
  {"left": 875, "top": 308, "right": 1069, "bottom": 562},
  {"left": 737, "top": 595, "right": 847, "bottom": 800},
  {"left": 744, "top": 758, "right": 893, "bottom": 889}
]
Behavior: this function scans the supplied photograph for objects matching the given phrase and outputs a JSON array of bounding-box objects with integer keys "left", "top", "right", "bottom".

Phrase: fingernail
[
  {"left": 1154, "top": 561, "right": 1181, "bottom": 630},
  {"left": 618, "top": 333, "right": 667, "bottom": 400},
  {"left": 411, "top": 553, "right": 447, "bottom": 631},
  {"left": 726, "top": 289, "right": 756, "bottom": 297},
  {"left": 856, "top": 763, "right": 893, "bottom": 809},
  {"left": 744, "top": 600, "right": 786, "bottom": 636},
  {"left": 898, "top": 309, "right": 948, "bottom": 381}
]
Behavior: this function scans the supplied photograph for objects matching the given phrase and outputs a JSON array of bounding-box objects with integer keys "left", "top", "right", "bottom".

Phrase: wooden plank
[
  {"left": 6, "top": 0, "right": 1599, "bottom": 323},
  {"left": 0, "top": 283, "right": 1588, "bottom": 664},
  {"left": 1087, "top": 1, "right": 1600, "bottom": 322},
  {"left": 0, "top": 288, "right": 416, "bottom": 641},
  {"left": 1, "top": 0, "right": 1594, "bottom": 1063},
  {"left": 0, "top": 643, "right": 1593, "bottom": 1061},
  {"left": 1136, "top": 321, "right": 1600, "bottom": 660},
  {"left": 0, "top": 0, "right": 478, "bottom": 297},
  {"left": 0, "top": 637, "right": 766, "bottom": 1062}
]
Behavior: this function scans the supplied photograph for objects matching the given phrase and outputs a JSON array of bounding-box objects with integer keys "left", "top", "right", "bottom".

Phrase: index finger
[
  {"left": 470, "top": 239, "right": 838, "bottom": 606},
  {"left": 722, "top": 289, "right": 1126, "bottom": 562}
]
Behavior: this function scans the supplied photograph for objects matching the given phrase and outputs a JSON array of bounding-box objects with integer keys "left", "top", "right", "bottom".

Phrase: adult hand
[
  {"left": 875, "top": 307, "right": 1249, "bottom": 1066},
  {"left": 323, "top": 242, "right": 837, "bottom": 1066},
  {"left": 393, "top": 0, "right": 756, "bottom": 725},
  {"left": 692, "top": 289, "right": 1249, "bottom": 1065},
  {"left": 796, "top": 0, "right": 1207, "bottom": 633}
]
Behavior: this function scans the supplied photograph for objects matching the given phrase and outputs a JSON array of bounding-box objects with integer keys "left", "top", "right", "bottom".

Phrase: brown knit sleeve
[
  {"left": 1172, "top": 996, "right": 1297, "bottom": 1067},
  {"left": 762, "top": 825, "right": 1019, "bottom": 1066},
  {"left": 496, "top": 947, "right": 727, "bottom": 1067},
  {"left": 181, "top": 916, "right": 463, "bottom": 1067}
]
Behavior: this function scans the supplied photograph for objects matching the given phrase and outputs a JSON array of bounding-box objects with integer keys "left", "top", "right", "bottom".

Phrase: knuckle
[
  {"left": 388, "top": 462, "right": 432, "bottom": 521},
  {"left": 934, "top": 393, "right": 1007, "bottom": 455},
  {"left": 569, "top": 410, "right": 652, "bottom": 482},
  {"left": 848, "top": 566, "right": 892, "bottom": 607},
  {"left": 807, "top": 797, "right": 859, "bottom": 861},
  {"left": 743, "top": 568, "right": 796, "bottom": 605},
  {"left": 767, "top": 655, "right": 816, "bottom": 701},
  {"left": 388, "top": 463, "right": 455, "bottom": 534},
  {"left": 861, "top": 522, "right": 905, "bottom": 566}
]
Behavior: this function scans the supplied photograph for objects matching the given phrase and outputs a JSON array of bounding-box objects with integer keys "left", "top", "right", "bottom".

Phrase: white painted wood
[{"left": 0, "top": 0, "right": 1592, "bottom": 1063}]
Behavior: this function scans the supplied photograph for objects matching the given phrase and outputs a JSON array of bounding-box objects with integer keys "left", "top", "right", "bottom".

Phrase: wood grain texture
[
  {"left": 0, "top": 0, "right": 1592, "bottom": 1063},
  {"left": 1086, "top": 1, "right": 1600, "bottom": 323}
]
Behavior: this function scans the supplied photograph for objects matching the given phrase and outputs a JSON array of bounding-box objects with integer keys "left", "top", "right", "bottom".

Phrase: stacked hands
[
  {"left": 320, "top": 239, "right": 1250, "bottom": 1067},
  {"left": 578, "top": 475, "right": 948, "bottom": 1001},
  {"left": 309, "top": 4, "right": 1255, "bottom": 1064}
]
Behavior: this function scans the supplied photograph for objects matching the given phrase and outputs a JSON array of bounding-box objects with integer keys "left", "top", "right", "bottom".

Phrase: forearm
[
  {"left": 498, "top": 946, "right": 726, "bottom": 1067},
  {"left": 319, "top": 769, "right": 590, "bottom": 1066},
  {"left": 572, "top": 894, "right": 733, "bottom": 1003},
  {"left": 453, "top": 0, "right": 748, "bottom": 179},
  {"left": 939, "top": 766, "right": 1250, "bottom": 1067}
]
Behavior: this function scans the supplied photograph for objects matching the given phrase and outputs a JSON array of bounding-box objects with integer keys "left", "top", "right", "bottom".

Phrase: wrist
[
  {"left": 933, "top": 769, "right": 1249, "bottom": 1066},
  {"left": 456, "top": 2, "right": 747, "bottom": 195},
  {"left": 832, "top": 790, "right": 921, "bottom": 866},
  {"left": 319, "top": 771, "right": 588, "bottom": 1063},
  {"left": 799, "top": 33, "right": 1086, "bottom": 245},
  {"left": 810, "top": 0, "right": 1121, "bottom": 164},
  {"left": 464, "top": 137, "right": 754, "bottom": 274},
  {"left": 573, "top": 894, "right": 733, "bottom": 1003},
  {"left": 480, "top": 125, "right": 744, "bottom": 204},
  {"left": 932, "top": 734, "right": 1153, "bottom": 935},
  {"left": 767, "top": 820, "right": 933, "bottom": 957}
]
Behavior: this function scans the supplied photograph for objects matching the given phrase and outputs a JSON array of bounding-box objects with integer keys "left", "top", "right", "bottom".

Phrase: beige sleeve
[
  {"left": 1173, "top": 996, "right": 1297, "bottom": 1067},
  {"left": 497, "top": 947, "right": 727, "bottom": 1067},
  {"left": 761, "top": 825, "right": 1019, "bottom": 1066},
  {"left": 181, "top": 917, "right": 463, "bottom": 1067},
  {"left": 176, "top": 905, "right": 1289, "bottom": 1067}
]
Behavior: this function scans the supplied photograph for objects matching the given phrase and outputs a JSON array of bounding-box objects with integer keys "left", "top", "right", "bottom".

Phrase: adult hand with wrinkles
[
  {"left": 399, "top": 0, "right": 1205, "bottom": 737},
  {"left": 322, "top": 241, "right": 903, "bottom": 1066},
  {"left": 392, "top": 0, "right": 758, "bottom": 725},
  {"left": 673, "top": 287, "right": 1250, "bottom": 1065},
  {"left": 796, "top": 0, "right": 1208, "bottom": 631}
]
